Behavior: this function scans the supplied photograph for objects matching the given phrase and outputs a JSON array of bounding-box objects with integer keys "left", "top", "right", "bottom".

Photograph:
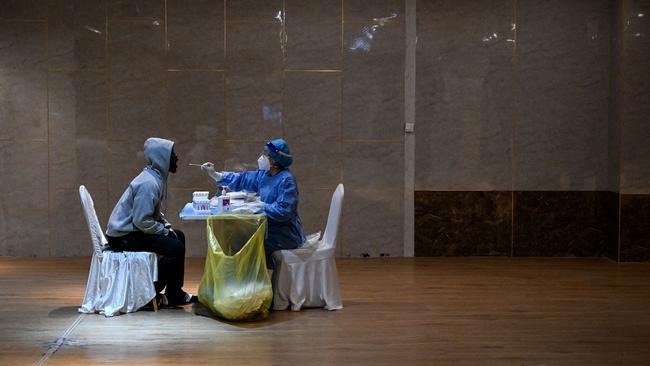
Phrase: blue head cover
[{"left": 264, "top": 139, "right": 293, "bottom": 168}]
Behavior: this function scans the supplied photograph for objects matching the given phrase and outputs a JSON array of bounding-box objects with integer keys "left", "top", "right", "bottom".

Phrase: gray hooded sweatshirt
[{"left": 106, "top": 138, "right": 174, "bottom": 237}]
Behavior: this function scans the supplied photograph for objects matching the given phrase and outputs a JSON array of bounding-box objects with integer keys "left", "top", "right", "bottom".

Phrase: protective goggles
[{"left": 265, "top": 141, "right": 292, "bottom": 157}]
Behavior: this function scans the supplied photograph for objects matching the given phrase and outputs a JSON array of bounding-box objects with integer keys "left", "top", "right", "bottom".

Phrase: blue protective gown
[{"left": 219, "top": 168, "right": 306, "bottom": 268}]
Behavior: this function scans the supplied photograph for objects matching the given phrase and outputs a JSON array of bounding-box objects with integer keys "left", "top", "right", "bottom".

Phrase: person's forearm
[{"left": 134, "top": 218, "right": 168, "bottom": 235}]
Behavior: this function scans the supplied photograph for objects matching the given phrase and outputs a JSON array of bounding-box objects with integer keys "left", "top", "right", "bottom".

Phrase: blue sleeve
[
  {"left": 264, "top": 176, "right": 299, "bottom": 222},
  {"left": 220, "top": 170, "right": 262, "bottom": 192}
]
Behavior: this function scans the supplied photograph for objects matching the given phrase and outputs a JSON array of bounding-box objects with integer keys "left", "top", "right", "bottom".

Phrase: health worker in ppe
[
  {"left": 201, "top": 139, "right": 306, "bottom": 271},
  {"left": 105, "top": 137, "right": 198, "bottom": 307}
]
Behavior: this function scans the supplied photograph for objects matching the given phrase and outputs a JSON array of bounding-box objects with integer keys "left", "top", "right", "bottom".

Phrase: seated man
[{"left": 105, "top": 137, "right": 197, "bottom": 306}]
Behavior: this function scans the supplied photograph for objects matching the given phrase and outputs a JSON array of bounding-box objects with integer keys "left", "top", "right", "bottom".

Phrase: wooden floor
[{"left": 1, "top": 257, "right": 649, "bottom": 365}]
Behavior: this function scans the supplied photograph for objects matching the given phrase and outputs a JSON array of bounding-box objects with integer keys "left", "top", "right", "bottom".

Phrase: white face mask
[{"left": 257, "top": 155, "right": 271, "bottom": 171}]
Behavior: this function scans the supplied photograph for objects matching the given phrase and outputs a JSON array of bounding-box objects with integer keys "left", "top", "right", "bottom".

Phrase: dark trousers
[{"left": 106, "top": 229, "right": 187, "bottom": 304}]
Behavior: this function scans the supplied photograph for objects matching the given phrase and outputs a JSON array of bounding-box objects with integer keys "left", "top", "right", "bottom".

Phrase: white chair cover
[
  {"left": 79, "top": 251, "right": 158, "bottom": 317},
  {"left": 78, "top": 185, "right": 158, "bottom": 317},
  {"left": 272, "top": 184, "right": 344, "bottom": 311}
]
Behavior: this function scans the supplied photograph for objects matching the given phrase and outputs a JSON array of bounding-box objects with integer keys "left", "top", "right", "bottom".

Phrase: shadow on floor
[
  {"left": 192, "top": 302, "right": 304, "bottom": 328},
  {"left": 48, "top": 306, "right": 82, "bottom": 318}
]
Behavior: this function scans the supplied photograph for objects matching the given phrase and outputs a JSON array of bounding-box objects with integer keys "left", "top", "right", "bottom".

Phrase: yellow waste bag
[{"left": 198, "top": 214, "right": 272, "bottom": 321}]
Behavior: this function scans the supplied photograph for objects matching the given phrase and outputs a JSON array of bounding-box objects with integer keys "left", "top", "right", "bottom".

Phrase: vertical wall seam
[
  {"left": 510, "top": 0, "right": 518, "bottom": 258},
  {"left": 105, "top": 2, "right": 110, "bottom": 233},
  {"left": 339, "top": 0, "right": 345, "bottom": 258},
  {"left": 46, "top": 15, "right": 52, "bottom": 256},
  {"left": 281, "top": 0, "right": 286, "bottom": 139},
  {"left": 616, "top": 0, "right": 625, "bottom": 262},
  {"left": 404, "top": 0, "right": 416, "bottom": 257},
  {"left": 164, "top": 0, "right": 168, "bottom": 143},
  {"left": 106, "top": 3, "right": 112, "bottom": 211},
  {"left": 223, "top": 0, "right": 228, "bottom": 161}
]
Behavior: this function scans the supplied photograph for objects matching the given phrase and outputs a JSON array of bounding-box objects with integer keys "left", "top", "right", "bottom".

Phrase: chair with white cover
[
  {"left": 78, "top": 185, "right": 158, "bottom": 317},
  {"left": 272, "top": 184, "right": 344, "bottom": 311}
]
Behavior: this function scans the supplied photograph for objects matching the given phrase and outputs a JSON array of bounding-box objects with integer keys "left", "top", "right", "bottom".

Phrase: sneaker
[
  {"left": 183, "top": 292, "right": 199, "bottom": 304},
  {"left": 166, "top": 292, "right": 198, "bottom": 306}
]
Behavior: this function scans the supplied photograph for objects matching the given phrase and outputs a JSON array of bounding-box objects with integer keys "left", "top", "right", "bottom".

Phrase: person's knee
[
  {"left": 174, "top": 229, "right": 185, "bottom": 244},
  {"left": 175, "top": 241, "right": 186, "bottom": 257},
  {"left": 166, "top": 238, "right": 185, "bottom": 257}
]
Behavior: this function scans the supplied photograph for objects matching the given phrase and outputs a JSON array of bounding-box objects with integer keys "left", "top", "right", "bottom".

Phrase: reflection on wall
[
  {"left": 1, "top": 0, "right": 648, "bottom": 260},
  {"left": 415, "top": 0, "right": 650, "bottom": 261},
  {"left": 0, "top": 0, "right": 405, "bottom": 258}
]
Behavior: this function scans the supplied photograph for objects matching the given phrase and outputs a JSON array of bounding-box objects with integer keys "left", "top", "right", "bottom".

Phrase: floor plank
[{"left": 1, "top": 257, "right": 649, "bottom": 365}]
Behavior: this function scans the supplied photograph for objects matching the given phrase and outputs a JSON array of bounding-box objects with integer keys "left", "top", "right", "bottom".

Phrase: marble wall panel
[
  {"left": 165, "top": 71, "right": 225, "bottom": 190},
  {"left": 225, "top": 72, "right": 283, "bottom": 142},
  {"left": 107, "top": 139, "right": 149, "bottom": 206},
  {"left": 226, "top": 22, "right": 284, "bottom": 140},
  {"left": 620, "top": 0, "right": 650, "bottom": 193},
  {"left": 415, "top": 191, "right": 512, "bottom": 256},
  {"left": 284, "top": 72, "right": 341, "bottom": 189},
  {"left": 227, "top": 0, "right": 283, "bottom": 22},
  {"left": 225, "top": 19, "right": 283, "bottom": 71},
  {"left": 0, "top": 141, "right": 49, "bottom": 256},
  {"left": 600, "top": 191, "right": 621, "bottom": 261},
  {"left": 341, "top": 188, "right": 403, "bottom": 258},
  {"left": 415, "top": 0, "right": 514, "bottom": 191},
  {"left": 109, "top": 21, "right": 164, "bottom": 74},
  {"left": 0, "top": 20, "right": 47, "bottom": 69},
  {"left": 0, "top": 1, "right": 48, "bottom": 19},
  {"left": 0, "top": 70, "right": 47, "bottom": 140},
  {"left": 620, "top": 194, "right": 650, "bottom": 261},
  {"left": 108, "top": 21, "right": 165, "bottom": 141},
  {"left": 166, "top": 0, "right": 224, "bottom": 70},
  {"left": 108, "top": 0, "right": 164, "bottom": 22},
  {"left": 342, "top": 20, "right": 404, "bottom": 140},
  {"left": 285, "top": 0, "right": 341, "bottom": 70},
  {"left": 344, "top": 0, "right": 404, "bottom": 22},
  {"left": 6, "top": 0, "right": 638, "bottom": 259},
  {"left": 108, "top": 72, "right": 166, "bottom": 142},
  {"left": 514, "top": 0, "right": 612, "bottom": 191},
  {"left": 223, "top": 140, "right": 264, "bottom": 172},
  {"left": 50, "top": 188, "right": 108, "bottom": 257},
  {"left": 48, "top": 71, "right": 108, "bottom": 190},
  {"left": 513, "top": 191, "right": 614, "bottom": 257},
  {"left": 298, "top": 188, "right": 334, "bottom": 247},
  {"left": 342, "top": 141, "right": 403, "bottom": 191},
  {"left": 46, "top": 1, "right": 106, "bottom": 70},
  {"left": 0, "top": 139, "right": 48, "bottom": 192},
  {"left": 0, "top": 189, "right": 49, "bottom": 256},
  {"left": 606, "top": 0, "right": 623, "bottom": 194}
]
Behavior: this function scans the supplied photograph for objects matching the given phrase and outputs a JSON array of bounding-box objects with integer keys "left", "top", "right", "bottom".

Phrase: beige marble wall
[
  {"left": 415, "top": 0, "right": 616, "bottom": 192},
  {"left": 620, "top": 0, "right": 650, "bottom": 194},
  {"left": 342, "top": 0, "right": 405, "bottom": 257},
  {"left": 4, "top": 0, "right": 640, "bottom": 257},
  {"left": 515, "top": 0, "right": 612, "bottom": 191},
  {"left": 416, "top": 0, "right": 515, "bottom": 191},
  {"left": 608, "top": 0, "right": 623, "bottom": 194},
  {"left": 0, "top": 0, "right": 405, "bottom": 258}
]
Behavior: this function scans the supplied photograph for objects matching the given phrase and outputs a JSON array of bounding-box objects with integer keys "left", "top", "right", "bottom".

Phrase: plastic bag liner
[{"left": 198, "top": 214, "right": 273, "bottom": 321}]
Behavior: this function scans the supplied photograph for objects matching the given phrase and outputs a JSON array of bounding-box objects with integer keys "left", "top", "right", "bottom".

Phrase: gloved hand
[{"left": 201, "top": 162, "right": 223, "bottom": 183}]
